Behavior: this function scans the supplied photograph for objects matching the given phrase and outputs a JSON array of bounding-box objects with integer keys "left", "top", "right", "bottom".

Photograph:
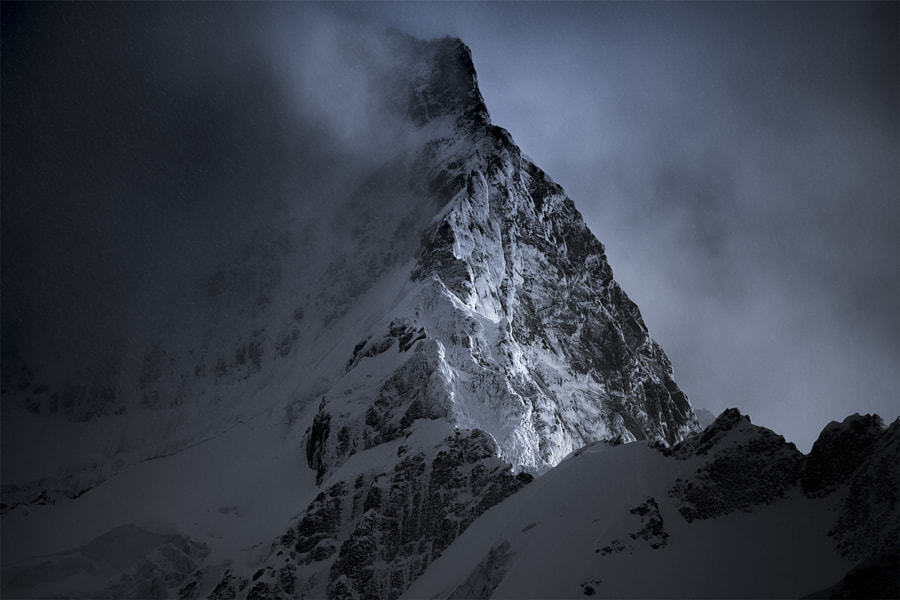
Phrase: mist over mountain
[
  {"left": 1, "top": 4, "right": 439, "bottom": 380},
  {"left": 2, "top": 4, "right": 897, "bottom": 599}
]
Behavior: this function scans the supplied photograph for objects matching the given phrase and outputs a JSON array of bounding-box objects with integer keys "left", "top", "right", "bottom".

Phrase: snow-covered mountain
[
  {"left": 2, "top": 23, "right": 896, "bottom": 600},
  {"left": 402, "top": 409, "right": 899, "bottom": 599},
  {"left": 1, "top": 29, "right": 697, "bottom": 599}
]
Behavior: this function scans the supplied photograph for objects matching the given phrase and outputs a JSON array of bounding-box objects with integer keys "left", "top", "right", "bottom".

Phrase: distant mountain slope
[{"left": 693, "top": 407, "right": 717, "bottom": 428}]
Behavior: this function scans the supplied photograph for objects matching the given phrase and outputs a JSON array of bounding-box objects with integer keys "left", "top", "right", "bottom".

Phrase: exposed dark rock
[
  {"left": 346, "top": 321, "right": 428, "bottom": 372},
  {"left": 324, "top": 432, "right": 527, "bottom": 600},
  {"left": 666, "top": 407, "right": 750, "bottom": 459},
  {"left": 668, "top": 409, "right": 805, "bottom": 522},
  {"left": 802, "top": 413, "right": 886, "bottom": 497},
  {"left": 246, "top": 581, "right": 277, "bottom": 600},
  {"left": 404, "top": 37, "right": 489, "bottom": 129},
  {"left": 215, "top": 430, "right": 529, "bottom": 600},
  {"left": 293, "top": 482, "right": 346, "bottom": 561},
  {"left": 179, "top": 580, "right": 199, "bottom": 600},
  {"left": 829, "top": 418, "right": 899, "bottom": 561},
  {"left": 628, "top": 497, "right": 668, "bottom": 549},
  {"left": 208, "top": 571, "right": 236, "bottom": 600},
  {"left": 598, "top": 539, "right": 628, "bottom": 556},
  {"left": 411, "top": 218, "right": 474, "bottom": 300},
  {"left": 306, "top": 403, "right": 332, "bottom": 484},
  {"left": 595, "top": 497, "right": 668, "bottom": 557},
  {"left": 581, "top": 580, "right": 601, "bottom": 596}
]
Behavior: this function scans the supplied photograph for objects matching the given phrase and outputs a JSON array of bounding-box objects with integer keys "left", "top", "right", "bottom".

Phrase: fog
[{"left": 1, "top": 3, "right": 434, "bottom": 382}]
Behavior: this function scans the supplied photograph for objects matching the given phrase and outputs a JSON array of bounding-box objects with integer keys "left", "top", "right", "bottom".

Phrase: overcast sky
[{"left": 3, "top": 2, "right": 897, "bottom": 452}]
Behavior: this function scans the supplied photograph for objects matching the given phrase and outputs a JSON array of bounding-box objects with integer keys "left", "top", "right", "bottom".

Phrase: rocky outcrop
[
  {"left": 665, "top": 408, "right": 899, "bottom": 580},
  {"left": 211, "top": 430, "right": 530, "bottom": 600},
  {"left": 596, "top": 496, "right": 669, "bottom": 556},
  {"left": 667, "top": 409, "right": 805, "bottom": 522},
  {"left": 829, "top": 418, "right": 899, "bottom": 561},
  {"left": 801, "top": 413, "right": 886, "bottom": 497},
  {"left": 404, "top": 37, "right": 490, "bottom": 130}
]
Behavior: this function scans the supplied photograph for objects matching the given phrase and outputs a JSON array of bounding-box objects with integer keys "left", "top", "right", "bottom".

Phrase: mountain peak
[
  {"left": 403, "top": 37, "right": 490, "bottom": 128},
  {"left": 666, "top": 407, "right": 787, "bottom": 460},
  {"left": 3, "top": 24, "right": 698, "bottom": 600},
  {"left": 802, "top": 412, "right": 887, "bottom": 496}
]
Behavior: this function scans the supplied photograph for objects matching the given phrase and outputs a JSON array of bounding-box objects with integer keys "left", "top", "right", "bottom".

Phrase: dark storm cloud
[
  {"left": 0, "top": 3, "right": 424, "bottom": 381},
  {"left": 346, "top": 1, "right": 899, "bottom": 450}
]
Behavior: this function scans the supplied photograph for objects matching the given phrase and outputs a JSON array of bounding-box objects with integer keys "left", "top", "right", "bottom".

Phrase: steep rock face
[
  {"left": 304, "top": 41, "right": 698, "bottom": 483},
  {"left": 403, "top": 37, "right": 490, "bottom": 129},
  {"left": 410, "top": 124, "right": 697, "bottom": 467}
]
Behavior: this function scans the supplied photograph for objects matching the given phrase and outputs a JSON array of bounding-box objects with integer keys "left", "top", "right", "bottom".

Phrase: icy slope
[{"left": 403, "top": 409, "right": 899, "bottom": 599}]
